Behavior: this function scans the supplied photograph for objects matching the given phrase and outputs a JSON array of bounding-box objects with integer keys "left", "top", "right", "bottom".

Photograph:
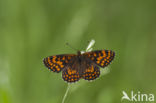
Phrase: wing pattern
[
  {"left": 43, "top": 54, "right": 76, "bottom": 72},
  {"left": 83, "top": 50, "right": 115, "bottom": 67}
]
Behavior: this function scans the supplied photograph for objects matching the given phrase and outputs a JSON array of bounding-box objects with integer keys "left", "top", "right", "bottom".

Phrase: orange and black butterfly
[{"left": 43, "top": 50, "right": 115, "bottom": 83}]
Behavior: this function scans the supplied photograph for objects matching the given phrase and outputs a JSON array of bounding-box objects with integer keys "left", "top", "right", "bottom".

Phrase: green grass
[{"left": 0, "top": 0, "right": 156, "bottom": 103}]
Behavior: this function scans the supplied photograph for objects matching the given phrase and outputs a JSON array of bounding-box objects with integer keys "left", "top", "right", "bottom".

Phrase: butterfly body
[{"left": 43, "top": 50, "right": 115, "bottom": 83}]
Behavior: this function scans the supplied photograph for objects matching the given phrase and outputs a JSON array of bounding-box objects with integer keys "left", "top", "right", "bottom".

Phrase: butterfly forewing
[
  {"left": 83, "top": 50, "right": 115, "bottom": 67},
  {"left": 43, "top": 54, "right": 76, "bottom": 72}
]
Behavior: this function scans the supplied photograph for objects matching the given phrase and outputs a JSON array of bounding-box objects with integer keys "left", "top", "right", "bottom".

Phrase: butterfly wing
[
  {"left": 43, "top": 54, "right": 76, "bottom": 73},
  {"left": 62, "top": 65, "right": 80, "bottom": 83},
  {"left": 82, "top": 64, "right": 100, "bottom": 81},
  {"left": 83, "top": 50, "right": 115, "bottom": 67}
]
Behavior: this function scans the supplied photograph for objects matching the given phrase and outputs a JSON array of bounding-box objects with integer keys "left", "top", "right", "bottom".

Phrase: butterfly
[{"left": 43, "top": 50, "right": 115, "bottom": 83}]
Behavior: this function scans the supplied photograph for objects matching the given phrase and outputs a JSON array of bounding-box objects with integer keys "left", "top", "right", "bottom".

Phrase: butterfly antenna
[{"left": 66, "top": 43, "right": 78, "bottom": 51}]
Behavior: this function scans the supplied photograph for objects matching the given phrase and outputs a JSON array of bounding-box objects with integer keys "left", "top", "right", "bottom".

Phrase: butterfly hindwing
[
  {"left": 43, "top": 54, "right": 76, "bottom": 73},
  {"left": 62, "top": 66, "right": 80, "bottom": 83},
  {"left": 83, "top": 50, "right": 115, "bottom": 67},
  {"left": 82, "top": 64, "right": 100, "bottom": 80}
]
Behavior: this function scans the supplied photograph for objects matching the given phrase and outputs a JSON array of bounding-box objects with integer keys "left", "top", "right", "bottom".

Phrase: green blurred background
[{"left": 0, "top": 0, "right": 156, "bottom": 103}]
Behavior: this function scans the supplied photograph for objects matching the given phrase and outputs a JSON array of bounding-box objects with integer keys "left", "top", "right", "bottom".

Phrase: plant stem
[{"left": 62, "top": 84, "right": 71, "bottom": 103}]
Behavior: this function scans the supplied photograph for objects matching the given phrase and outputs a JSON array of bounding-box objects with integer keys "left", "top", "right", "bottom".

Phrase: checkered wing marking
[
  {"left": 43, "top": 54, "right": 76, "bottom": 73},
  {"left": 82, "top": 64, "right": 100, "bottom": 81},
  {"left": 83, "top": 50, "right": 115, "bottom": 67},
  {"left": 62, "top": 66, "right": 80, "bottom": 83}
]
